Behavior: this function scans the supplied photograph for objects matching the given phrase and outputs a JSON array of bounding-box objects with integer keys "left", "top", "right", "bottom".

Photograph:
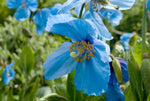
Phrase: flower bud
[{"left": 112, "top": 58, "right": 123, "bottom": 84}]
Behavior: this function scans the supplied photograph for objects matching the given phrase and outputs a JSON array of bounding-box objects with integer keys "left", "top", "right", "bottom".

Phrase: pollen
[{"left": 70, "top": 41, "right": 96, "bottom": 62}]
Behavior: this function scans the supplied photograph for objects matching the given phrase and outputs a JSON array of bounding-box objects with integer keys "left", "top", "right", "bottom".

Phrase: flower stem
[
  {"left": 142, "top": 0, "right": 147, "bottom": 53},
  {"left": 79, "top": 3, "right": 85, "bottom": 19}
]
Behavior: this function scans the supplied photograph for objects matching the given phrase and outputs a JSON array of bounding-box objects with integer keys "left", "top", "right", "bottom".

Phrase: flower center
[
  {"left": 70, "top": 41, "right": 96, "bottom": 62},
  {"left": 6, "top": 71, "right": 10, "bottom": 76},
  {"left": 91, "top": 0, "right": 119, "bottom": 12}
]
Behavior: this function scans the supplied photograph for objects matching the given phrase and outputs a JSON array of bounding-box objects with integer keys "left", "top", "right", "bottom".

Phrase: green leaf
[
  {"left": 128, "top": 48, "right": 143, "bottom": 101},
  {"left": 20, "top": 46, "right": 35, "bottom": 75},
  {"left": 124, "top": 84, "right": 135, "bottom": 101},
  {"left": 7, "top": 89, "right": 14, "bottom": 101},
  {"left": 112, "top": 42, "right": 125, "bottom": 59},
  {"left": 147, "top": 94, "right": 150, "bottom": 101},
  {"left": 129, "top": 34, "right": 141, "bottom": 47},
  {"left": 36, "top": 86, "right": 51, "bottom": 98}
]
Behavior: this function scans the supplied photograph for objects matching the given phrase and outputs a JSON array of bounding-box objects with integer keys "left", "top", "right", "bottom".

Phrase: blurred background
[{"left": 0, "top": 0, "right": 149, "bottom": 100}]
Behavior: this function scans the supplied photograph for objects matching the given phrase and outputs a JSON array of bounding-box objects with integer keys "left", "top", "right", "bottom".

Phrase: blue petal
[
  {"left": 88, "top": 5, "right": 113, "bottom": 40},
  {"left": 58, "top": 0, "right": 89, "bottom": 14},
  {"left": 2, "top": 63, "right": 15, "bottom": 85},
  {"left": 106, "top": 84, "right": 125, "bottom": 101},
  {"left": 75, "top": 4, "right": 85, "bottom": 17},
  {"left": 14, "top": 7, "right": 31, "bottom": 21},
  {"left": 33, "top": 8, "right": 50, "bottom": 28},
  {"left": 49, "top": 3, "right": 63, "bottom": 15},
  {"left": 43, "top": 42, "right": 78, "bottom": 80},
  {"left": 148, "top": 0, "right": 150, "bottom": 11},
  {"left": 74, "top": 56, "right": 110, "bottom": 96},
  {"left": 100, "top": 9, "right": 123, "bottom": 26},
  {"left": 6, "top": 0, "right": 21, "bottom": 8},
  {"left": 107, "top": 0, "right": 136, "bottom": 10},
  {"left": 108, "top": 70, "right": 118, "bottom": 85},
  {"left": 36, "top": 25, "right": 44, "bottom": 36},
  {"left": 120, "top": 33, "right": 134, "bottom": 50},
  {"left": 45, "top": 15, "right": 97, "bottom": 42},
  {"left": 26, "top": 0, "right": 38, "bottom": 12},
  {"left": 94, "top": 39, "right": 110, "bottom": 63}
]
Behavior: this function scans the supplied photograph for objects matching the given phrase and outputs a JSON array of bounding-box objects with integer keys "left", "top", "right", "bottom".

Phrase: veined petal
[
  {"left": 94, "top": 39, "right": 110, "bottom": 63},
  {"left": 74, "top": 56, "right": 110, "bottom": 96},
  {"left": 106, "top": 84, "right": 125, "bottom": 101},
  {"left": 100, "top": 9, "right": 123, "bottom": 26},
  {"left": 58, "top": 0, "right": 89, "bottom": 14},
  {"left": 89, "top": 6, "right": 113, "bottom": 40},
  {"left": 43, "top": 42, "right": 78, "bottom": 80},
  {"left": 46, "top": 15, "right": 97, "bottom": 42},
  {"left": 107, "top": 0, "right": 136, "bottom": 10},
  {"left": 148, "top": 0, "right": 150, "bottom": 11},
  {"left": 6, "top": 0, "right": 21, "bottom": 8},
  {"left": 49, "top": 3, "right": 63, "bottom": 15},
  {"left": 26, "top": 0, "right": 38, "bottom": 12},
  {"left": 14, "top": 7, "right": 31, "bottom": 21},
  {"left": 75, "top": 4, "right": 85, "bottom": 17}
]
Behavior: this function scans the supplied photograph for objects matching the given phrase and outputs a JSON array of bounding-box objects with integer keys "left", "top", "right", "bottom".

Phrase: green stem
[
  {"left": 79, "top": 3, "right": 85, "bottom": 19},
  {"left": 142, "top": 0, "right": 147, "bottom": 53}
]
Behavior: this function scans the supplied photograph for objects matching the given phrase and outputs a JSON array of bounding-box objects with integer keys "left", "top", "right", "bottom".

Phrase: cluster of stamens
[
  {"left": 91, "top": 0, "right": 119, "bottom": 12},
  {"left": 70, "top": 41, "right": 96, "bottom": 62}
]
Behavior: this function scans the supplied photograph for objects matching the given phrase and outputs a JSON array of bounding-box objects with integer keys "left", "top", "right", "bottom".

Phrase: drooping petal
[
  {"left": 74, "top": 56, "right": 110, "bottom": 96},
  {"left": 26, "top": 0, "right": 38, "bottom": 12},
  {"left": 107, "top": 0, "right": 136, "bottom": 10},
  {"left": 43, "top": 42, "right": 78, "bottom": 80},
  {"left": 100, "top": 9, "right": 123, "bottom": 26},
  {"left": 106, "top": 84, "right": 125, "bottom": 101},
  {"left": 6, "top": 62, "right": 14, "bottom": 69},
  {"left": 58, "top": 0, "right": 89, "bottom": 14},
  {"left": 3, "top": 69, "right": 15, "bottom": 85},
  {"left": 89, "top": 5, "right": 113, "bottom": 40},
  {"left": 14, "top": 7, "right": 31, "bottom": 21},
  {"left": 45, "top": 15, "right": 97, "bottom": 42},
  {"left": 6, "top": 0, "right": 21, "bottom": 8},
  {"left": 148, "top": 0, "right": 150, "bottom": 11}
]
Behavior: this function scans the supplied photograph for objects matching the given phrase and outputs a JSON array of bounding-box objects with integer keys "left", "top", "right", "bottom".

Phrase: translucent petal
[
  {"left": 14, "top": 7, "right": 31, "bottom": 21},
  {"left": 74, "top": 56, "right": 110, "bottom": 96},
  {"left": 100, "top": 9, "right": 123, "bottom": 26},
  {"left": 43, "top": 42, "right": 78, "bottom": 80},
  {"left": 6, "top": 0, "right": 21, "bottom": 8},
  {"left": 58, "top": 0, "right": 89, "bottom": 14}
]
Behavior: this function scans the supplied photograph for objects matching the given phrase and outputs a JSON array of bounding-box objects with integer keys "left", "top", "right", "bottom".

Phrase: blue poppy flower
[
  {"left": 100, "top": 9, "right": 123, "bottom": 26},
  {"left": 44, "top": 14, "right": 111, "bottom": 96},
  {"left": 33, "top": 3, "right": 71, "bottom": 35},
  {"left": 106, "top": 57, "right": 129, "bottom": 101},
  {"left": 7, "top": 0, "right": 38, "bottom": 21},
  {"left": 120, "top": 33, "right": 134, "bottom": 50},
  {"left": 2, "top": 63, "right": 15, "bottom": 85},
  {"left": 148, "top": 0, "right": 150, "bottom": 11}
]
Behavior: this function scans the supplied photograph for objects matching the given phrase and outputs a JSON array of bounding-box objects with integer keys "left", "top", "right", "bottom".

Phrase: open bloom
[
  {"left": 2, "top": 63, "right": 15, "bottom": 85},
  {"left": 7, "top": 0, "right": 38, "bottom": 21},
  {"left": 32, "top": 3, "right": 67, "bottom": 35},
  {"left": 43, "top": 14, "right": 110, "bottom": 96},
  {"left": 107, "top": 57, "right": 129, "bottom": 101},
  {"left": 120, "top": 33, "right": 134, "bottom": 50}
]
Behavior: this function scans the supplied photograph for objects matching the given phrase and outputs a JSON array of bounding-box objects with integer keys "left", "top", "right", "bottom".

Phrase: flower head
[
  {"left": 106, "top": 57, "right": 129, "bottom": 101},
  {"left": 32, "top": 3, "right": 65, "bottom": 35},
  {"left": 43, "top": 14, "right": 111, "bottom": 96},
  {"left": 2, "top": 63, "right": 15, "bottom": 85},
  {"left": 120, "top": 33, "right": 134, "bottom": 50},
  {"left": 7, "top": 0, "right": 38, "bottom": 21}
]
